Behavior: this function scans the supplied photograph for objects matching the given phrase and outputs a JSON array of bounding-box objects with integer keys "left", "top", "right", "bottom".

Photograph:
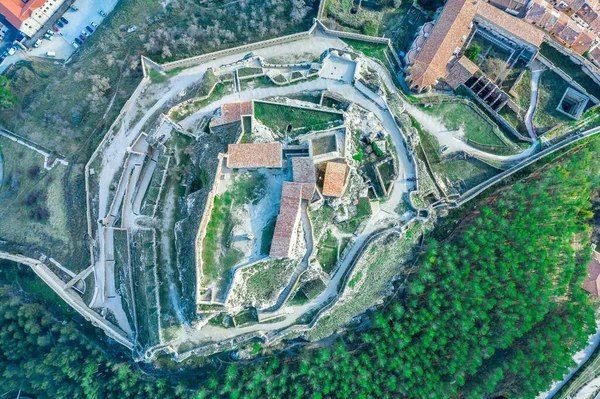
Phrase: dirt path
[{"left": 403, "top": 102, "right": 538, "bottom": 162}]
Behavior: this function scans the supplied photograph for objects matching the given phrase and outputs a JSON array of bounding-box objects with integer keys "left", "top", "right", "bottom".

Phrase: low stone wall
[{"left": 161, "top": 23, "right": 318, "bottom": 72}]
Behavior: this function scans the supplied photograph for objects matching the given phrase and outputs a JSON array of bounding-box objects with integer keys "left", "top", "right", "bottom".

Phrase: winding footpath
[{"left": 525, "top": 64, "right": 543, "bottom": 140}]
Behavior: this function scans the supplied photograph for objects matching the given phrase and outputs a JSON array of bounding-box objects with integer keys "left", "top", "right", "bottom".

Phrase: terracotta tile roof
[
  {"left": 489, "top": 0, "right": 529, "bottom": 13},
  {"left": 524, "top": 0, "right": 550, "bottom": 23},
  {"left": 210, "top": 101, "right": 253, "bottom": 128},
  {"left": 571, "top": 29, "right": 595, "bottom": 53},
  {"left": 551, "top": 14, "right": 570, "bottom": 35},
  {"left": 408, "top": 0, "right": 544, "bottom": 89},
  {"left": 322, "top": 162, "right": 347, "bottom": 197},
  {"left": 445, "top": 55, "right": 479, "bottom": 89},
  {"left": 583, "top": 250, "right": 600, "bottom": 296},
  {"left": 576, "top": 2, "right": 599, "bottom": 26},
  {"left": 409, "top": 0, "right": 477, "bottom": 89},
  {"left": 0, "top": 0, "right": 45, "bottom": 29},
  {"left": 227, "top": 142, "right": 282, "bottom": 168},
  {"left": 270, "top": 182, "right": 303, "bottom": 258},
  {"left": 570, "top": 0, "right": 587, "bottom": 11},
  {"left": 475, "top": 1, "right": 545, "bottom": 47},
  {"left": 292, "top": 157, "right": 316, "bottom": 200},
  {"left": 590, "top": 44, "right": 600, "bottom": 62}
]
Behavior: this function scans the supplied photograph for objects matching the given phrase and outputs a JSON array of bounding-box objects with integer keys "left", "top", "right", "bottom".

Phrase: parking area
[
  {"left": 0, "top": 0, "right": 120, "bottom": 72},
  {"left": 29, "top": 0, "right": 120, "bottom": 58}
]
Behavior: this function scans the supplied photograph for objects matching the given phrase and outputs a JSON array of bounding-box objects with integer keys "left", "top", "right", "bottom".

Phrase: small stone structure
[{"left": 556, "top": 87, "right": 589, "bottom": 119}]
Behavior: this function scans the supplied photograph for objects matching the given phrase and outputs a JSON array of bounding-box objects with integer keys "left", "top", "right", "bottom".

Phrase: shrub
[
  {"left": 465, "top": 45, "right": 481, "bottom": 63},
  {"left": 372, "top": 142, "right": 384, "bottom": 157},
  {"left": 363, "top": 20, "right": 378, "bottom": 36},
  {"left": 352, "top": 149, "right": 363, "bottom": 161},
  {"left": 28, "top": 165, "right": 40, "bottom": 180}
]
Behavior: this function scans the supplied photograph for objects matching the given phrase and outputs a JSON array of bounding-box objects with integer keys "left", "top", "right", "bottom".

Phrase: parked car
[
  {"left": 7, "top": 47, "right": 16, "bottom": 56},
  {"left": 91, "top": 21, "right": 97, "bottom": 28},
  {"left": 85, "top": 25, "right": 93, "bottom": 33},
  {"left": 52, "top": 25, "right": 59, "bottom": 32},
  {"left": 33, "top": 39, "right": 42, "bottom": 48},
  {"left": 57, "top": 20, "right": 64, "bottom": 28},
  {"left": 43, "top": 33, "right": 51, "bottom": 40},
  {"left": 81, "top": 30, "right": 89, "bottom": 37},
  {"left": 46, "top": 51, "right": 56, "bottom": 57},
  {"left": 60, "top": 17, "right": 69, "bottom": 24},
  {"left": 69, "top": 5, "right": 78, "bottom": 11},
  {"left": 71, "top": 41, "right": 80, "bottom": 49},
  {"left": 99, "top": 10, "right": 106, "bottom": 17},
  {"left": 46, "top": 29, "right": 54, "bottom": 36},
  {"left": 79, "top": 34, "right": 86, "bottom": 41},
  {"left": 74, "top": 37, "right": 83, "bottom": 45}
]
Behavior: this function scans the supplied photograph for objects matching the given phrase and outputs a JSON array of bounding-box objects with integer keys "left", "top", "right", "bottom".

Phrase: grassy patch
[
  {"left": 342, "top": 38, "right": 388, "bottom": 66},
  {"left": 130, "top": 229, "right": 160, "bottom": 347},
  {"left": 317, "top": 229, "right": 339, "bottom": 274},
  {"left": 171, "top": 81, "right": 232, "bottom": 122},
  {"left": 243, "top": 258, "right": 297, "bottom": 306},
  {"left": 533, "top": 70, "right": 573, "bottom": 134},
  {"left": 378, "top": 160, "right": 395, "bottom": 187},
  {"left": 420, "top": 102, "right": 508, "bottom": 149},
  {"left": 202, "top": 173, "right": 267, "bottom": 293},
  {"left": 148, "top": 69, "right": 167, "bottom": 83},
  {"left": 254, "top": 101, "right": 343, "bottom": 137},
  {"left": 237, "top": 67, "right": 263, "bottom": 77},
  {"left": 540, "top": 43, "right": 600, "bottom": 99},
  {"left": 432, "top": 157, "right": 499, "bottom": 194},
  {"left": 512, "top": 69, "right": 531, "bottom": 110},
  {"left": 337, "top": 197, "right": 371, "bottom": 234},
  {"left": 0, "top": 136, "right": 71, "bottom": 262}
]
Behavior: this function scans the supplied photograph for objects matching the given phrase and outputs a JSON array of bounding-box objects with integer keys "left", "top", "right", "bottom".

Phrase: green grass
[
  {"left": 237, "top": 67, "right": 263, "bottom": 77},
  {"left": 410, "top": 115, "right": 441, "bottom": 164},
  {"left": 171, "top": 82, "right": 232, "bottom": 122},
  {"left": 337, "top": 198, "right": 371, "bottom": 234},
  {"left": 202, "top": 173, "right": 267, "bottom": 293},
  {"left": 420, "top": 102, "right": 508, "bottom": 149},
  {"left": 317, "top": 230, "right": 339, "bottom": 274},
  {"left": 378, "top": 161, "right": 395, "bottom": 187},
  {"left": 254, "top": 101, "right": 343, "bottom": 137},
  {"left": 148, "top": 69, "right": 167, "bottom": 83},
  {"left": 431, "top": 157, "right": 499, "bottom": 194},
  {"left": 0, "top": 136, "right": 71, "bottom": 263},
  {"left": 130, "top": 229, "right": 160, "bottom": 347},
  {"left": 240, "top": 76, "right": 277, "bottom": 91},
  {"left": 348, "top": 271, "right": 363, "bottom": 289},
  {"left": 540, "top": 43, "right": 600, "bottom": 99},
  {"left": 499, "top": 106, "right": 528, "bottom": 137},
  {"left": 533, "top": 70, "right": 573, "bottom": 134},
  {"left": 512, "top": 70, "right": 531, "bottom": 110},
  {"left": 233, "top": 308, "right": 257, "bottom": 326},
  {"left": 342, "top": 38, "right": 388, "bottom": 66},
  {"left": 244, "top": 258, "right": 296, "bottom": 305}
]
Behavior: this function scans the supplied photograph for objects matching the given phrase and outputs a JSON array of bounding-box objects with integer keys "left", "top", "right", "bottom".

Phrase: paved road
[{"left": 525, "top": 64, "right": 543, "bottom": 140}]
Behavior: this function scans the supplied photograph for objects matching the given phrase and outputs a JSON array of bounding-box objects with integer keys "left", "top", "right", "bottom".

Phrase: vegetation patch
[
  {"left": 540, "top": 43, "right": 600, "bottom": 99},
  {"left": 0, "top": 136, "right": 71, "bottom": 262},
  {"left": 254, "top": 101, "right": 343, "bottom": 137},
  {"left": 533, "top": 70, "right": 573, "bottom": 134},
  {"left": 420, "top": 102, "right": 510, "bottom": 151},
  {"left": 202, "top": 173, "right": 267, "bottom": 295}
]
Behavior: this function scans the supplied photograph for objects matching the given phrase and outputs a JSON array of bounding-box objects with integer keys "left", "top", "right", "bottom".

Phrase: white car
[
  {"left": 72, "top": 42, "right": 80, "bottom": 49},
  {"left": 7, "top": 47, "right": 16, "bottom": 56},
  {"left": 33, "top": 39, "right": 42, "bottom": 48}
]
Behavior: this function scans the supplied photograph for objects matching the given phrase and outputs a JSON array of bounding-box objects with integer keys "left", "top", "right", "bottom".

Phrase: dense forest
[{"left": 1, "top": 140, "right": 599, "bottom": 398}]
